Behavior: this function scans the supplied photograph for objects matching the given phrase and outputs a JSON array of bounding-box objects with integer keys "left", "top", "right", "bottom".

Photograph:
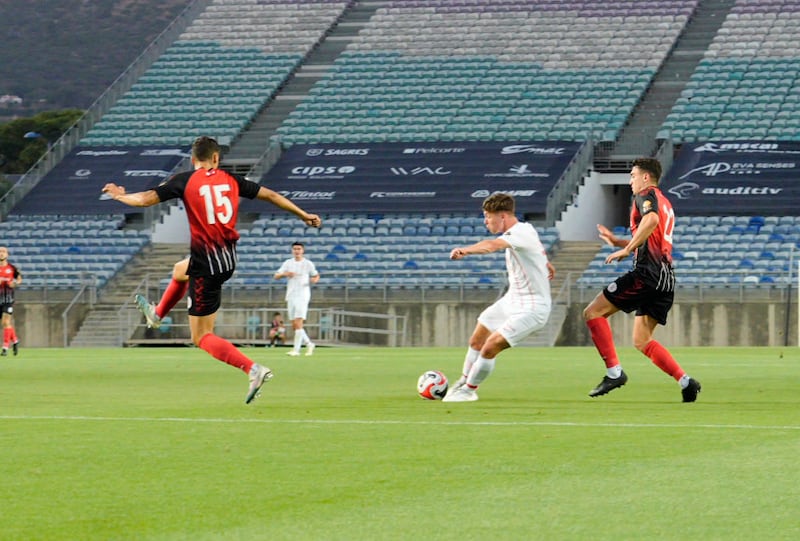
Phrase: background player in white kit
[
  {"left": 274, "top": 242, "right": 320, "bottom": 356},
  {"left": 444, "top": 193, "right": 555, "bottom": 402}
]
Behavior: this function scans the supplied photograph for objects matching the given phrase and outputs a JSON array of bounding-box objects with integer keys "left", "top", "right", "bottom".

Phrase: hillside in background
[{"left": 0, "top": 0, "right": 192, "bottom": 115}]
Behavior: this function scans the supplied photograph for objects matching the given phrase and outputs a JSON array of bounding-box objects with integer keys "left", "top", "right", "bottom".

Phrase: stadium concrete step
[
  {"left": 514, "top": 241, "right": 598, "bottom": 347},
  {"left": 519, "top": 304, "right": 568, "bottom": 347},
  {"left": 221, "top": 0, "right": 384, "bottom": 172},
  {"left": 548, "top": 241, "right": 602, "bottom": 300},
  {"left": 69, "top": 305, "right": 136, "bottom": 347},
  {"left": 608, "top": 0, "right": 736, "bottom": 160},
  {"left": 69, "top": 243, "right": 189, "bottom": 347}
]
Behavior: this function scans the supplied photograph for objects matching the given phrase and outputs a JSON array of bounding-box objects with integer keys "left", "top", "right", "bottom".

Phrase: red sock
[
  {"left": 2, "top": 327, "right": 9, "bottom": 349},
  {"left": 198, "top": 333, "right": 254, "bottom": 374},
  {"left": 9, "top": 327, "right": 17, "bottom": 343},
  {"left": 586, "top": 317, "right": 620, "bottom": 368},
  {"left": 156, "top": 279, "right": 188, "bottom": 319},
  {"left": 643, "top": 340, "right": 684, "bottom": 381}
]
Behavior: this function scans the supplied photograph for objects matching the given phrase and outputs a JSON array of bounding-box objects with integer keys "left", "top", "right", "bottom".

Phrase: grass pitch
[{"left": 1, "top": 346, "right": 798, "bottom": 541}]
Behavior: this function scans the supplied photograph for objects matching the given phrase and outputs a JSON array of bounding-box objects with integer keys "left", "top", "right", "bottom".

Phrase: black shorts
[
  {"left": 603, "top": 271, "right": 673, "bottom": 326},
  {"left": 0, "top": 303, "right": 14, "bottom": 316},
  {"left": 187, "top": 271, "right": 233, "bottom": 317}
]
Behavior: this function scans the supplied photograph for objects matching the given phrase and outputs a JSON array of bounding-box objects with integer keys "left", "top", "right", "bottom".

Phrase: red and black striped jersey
[
  {"left": 0, "top": 262, "right": 20, "bottom": 304},
  {"left": 630, "top": 187, "right": 676, "bottom": 292},
  {"left": 155, "top": 168, "right": 260, "bottom": 277}
]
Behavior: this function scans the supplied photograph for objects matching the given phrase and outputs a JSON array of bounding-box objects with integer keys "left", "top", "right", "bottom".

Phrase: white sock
[
  {"left": 466, "top": 355, "right": 496, "bottom": 388},
  {"left": 679, "top": 374, "right": 691, "bottom": 388},
  {"left": 607, "top": 365, "right": 622, "bottom": 378},
  {"left": 461, "top": 347, "right": 480, "bottom": 382},
  {"left": 292, "top": 332, "right": 302, "bottom": 352},
  {"left": 298, "top": 329, "right": 310, "bottom": 346}
]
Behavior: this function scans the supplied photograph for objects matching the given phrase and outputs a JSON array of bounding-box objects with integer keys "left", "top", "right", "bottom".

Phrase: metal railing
[
  {"left": 545, "top": 140, "right": 594, "bottom": 227},
  {"left": 61, "top": 283, "right": 98, "bottom": 347}
]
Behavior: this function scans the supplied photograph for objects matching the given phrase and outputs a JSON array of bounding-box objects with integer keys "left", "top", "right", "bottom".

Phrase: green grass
[{"left": 1, "top": 346, "right": 799, "bottom": 541}]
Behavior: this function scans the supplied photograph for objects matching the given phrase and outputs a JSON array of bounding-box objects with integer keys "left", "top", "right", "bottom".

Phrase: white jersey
[
  {"left": 500, "top": 221, "right": 551, "bottom": 311},
  {"left": 276, "top": 257, "right": 318, "bottom": 301}
]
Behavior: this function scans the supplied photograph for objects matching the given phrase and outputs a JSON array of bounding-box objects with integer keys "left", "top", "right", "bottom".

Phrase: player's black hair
[
  {"left": 192, "top": 136, "right": 220, "bottom": 161},
  {"left": 632, "top": 157, "right": 662, "bottom": 184}
]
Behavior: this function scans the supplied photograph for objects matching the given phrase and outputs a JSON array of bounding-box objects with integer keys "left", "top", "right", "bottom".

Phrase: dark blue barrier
[
  {"left": 12, "top": 146, "right": 190, "bottom": 215},
  {"left": 661, "top": 141, "right": 800, "bottom": 215},
  {"left": 250, "top": 141, "right": 584, "bottom": 214}
]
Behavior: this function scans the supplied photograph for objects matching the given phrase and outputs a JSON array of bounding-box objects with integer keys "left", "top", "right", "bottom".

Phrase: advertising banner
[
  {"left": 12, "top": 146, "right": 190, "bottom": 215},
  {"left": 249, "top": 141, "right": 584, "bottom": 214},
  {"left": 660, "top": 141, "right": 800, "bottom": 215}
]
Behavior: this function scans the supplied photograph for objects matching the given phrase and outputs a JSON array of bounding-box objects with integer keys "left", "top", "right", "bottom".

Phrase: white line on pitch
[{"left": 0, "top": 415, "right": 798, "bottom": 431}]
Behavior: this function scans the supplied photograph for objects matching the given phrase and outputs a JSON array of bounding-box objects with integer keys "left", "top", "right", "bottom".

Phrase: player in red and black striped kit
[
  {"left": 583, "top": 157, "right": 701, "bottom": 402},
  {"left": 103, "top": 136, "right": 322, "bottom": 403},
  {"left": 0, "top": 246, "right": 21, "bottom": 356}
]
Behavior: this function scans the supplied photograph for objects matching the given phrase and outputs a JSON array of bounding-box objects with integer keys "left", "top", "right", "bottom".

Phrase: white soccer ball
[{"left": 417, "top": 370, "right": 449, "bottom": 400}]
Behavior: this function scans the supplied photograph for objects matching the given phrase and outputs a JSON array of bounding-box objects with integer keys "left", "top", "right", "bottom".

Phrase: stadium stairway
[
  {"left": 519, "top": 240, "right": 598, "bottom": 347},
  {"left": 549, "top": 241, "right": 601, "bottom": 297},
  {"left": 69, "top": 244, "right": 188, "bottom": 347},
  {"left": 222, "top": 1, "right": 384, "bottom": 173},
  {"left": 605, "top": 0, "right": 736, "bottom": 162}
]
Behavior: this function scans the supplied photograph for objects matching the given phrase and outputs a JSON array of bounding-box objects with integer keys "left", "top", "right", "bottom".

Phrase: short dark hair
[
  {"left": 292, "top": 241, "right": 304, "bottom": 248},
  {"left": 192, "top": 136, "right": 220, "bottom": 161},
  {"left": 482, "top": 192, "right": 515, "bottom": 213},
  {"left": 632, "top": 157, "right": 662, "bottom": 184}
]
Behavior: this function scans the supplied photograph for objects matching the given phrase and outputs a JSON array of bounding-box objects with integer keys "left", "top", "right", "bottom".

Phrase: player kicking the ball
[
  {"left": 443, "top": 193, "right": 555, "bottom": 402},
  {"left": 103, "top": 136, "right": 321, "bottom": 404}
]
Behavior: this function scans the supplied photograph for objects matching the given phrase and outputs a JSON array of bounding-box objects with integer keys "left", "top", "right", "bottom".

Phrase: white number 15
[{"left": 199, "top": 184, "right": 233, "bottom": 225}]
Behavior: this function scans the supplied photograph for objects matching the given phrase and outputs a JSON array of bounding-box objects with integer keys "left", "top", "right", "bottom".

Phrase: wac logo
[
  {"left": 679, "top": 162, "right": 731, "bottom": 179},
  {"left": 390, "top": 166, "right": 451, "bottom": 176}
]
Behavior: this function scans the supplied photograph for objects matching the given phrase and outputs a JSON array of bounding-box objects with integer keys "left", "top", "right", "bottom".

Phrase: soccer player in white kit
[
  {"left": 444, "top": 193, "right": 555, "bottom": 402},
  {"left": 274, "top": 242, "right": 320, "bottom": 356}
]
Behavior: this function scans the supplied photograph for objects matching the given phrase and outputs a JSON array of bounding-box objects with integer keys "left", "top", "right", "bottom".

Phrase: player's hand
[
  {"left": 597, "top": 224, "right": 616, "bottom": 246},
  {"left": 304, "top": 214, "right": 322, "bottom": 228},
  {"left": 450, "top": 248, "right": 466, "bottom": 260},
  {"left": 605, "top": 248, "right": 631, "bottom": 264},
  {"left": 546, "top": 261, "right": 556, "bottom": 280},
  {"left": 102, "top": 183, "right": 125, "bottom": 200}
]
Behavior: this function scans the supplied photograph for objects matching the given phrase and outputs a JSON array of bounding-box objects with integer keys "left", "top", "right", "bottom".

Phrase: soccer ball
[{"left": 417, "top": 370, "right": 449, "bottom": 400}]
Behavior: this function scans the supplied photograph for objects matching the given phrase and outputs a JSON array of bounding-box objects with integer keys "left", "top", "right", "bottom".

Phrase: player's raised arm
[
  {"left": 102, "top": 183, "right": 161, "bottom": 207},
  {"left": 255, "top": 186, "right": 321, "bottom": 228}
]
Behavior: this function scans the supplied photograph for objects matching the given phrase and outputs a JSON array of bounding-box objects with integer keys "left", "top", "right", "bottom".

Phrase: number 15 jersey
[{"left": 155, "top": 168, "right": 261, "bottom": 277}]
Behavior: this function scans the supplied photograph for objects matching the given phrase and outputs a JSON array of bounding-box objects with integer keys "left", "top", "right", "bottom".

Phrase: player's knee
[
  {"left": 468, "top": 336, "right": 484, "bottom": 350},
  {"left": 632, "top": 336, "right": 650, "bottom": 352}
]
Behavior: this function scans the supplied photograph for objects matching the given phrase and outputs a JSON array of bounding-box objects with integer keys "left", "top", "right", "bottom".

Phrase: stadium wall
[
  {"left": 561, "top": 301, "right": 797, "bottom": 348},
  {"left": 14, "top": 299, "right": 798, "bottom": 348}
]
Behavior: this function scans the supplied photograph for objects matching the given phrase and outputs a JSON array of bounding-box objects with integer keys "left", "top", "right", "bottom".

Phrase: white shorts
[
  {"left": 286, "top": 294, "right": 311, "bottom": 320},
  {"left": 477, "top": 295, "right": 551, "bottom": 347}
]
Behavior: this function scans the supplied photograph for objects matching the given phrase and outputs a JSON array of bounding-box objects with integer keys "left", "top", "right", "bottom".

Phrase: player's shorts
[
  {"left": 187, "top": 270, "right": 233, "bottom": 317},
  {"left": 477, "top": 295, "right": 551, "bottom": 347},
  {"left": 603, "top": 271, "right": 673, "bottom": 326},
  {"left": 286, "top": 293, "right": 311, "bottom": 320},
  {"left": 0, "top": 303, "right": 14, "bottom": 316}
]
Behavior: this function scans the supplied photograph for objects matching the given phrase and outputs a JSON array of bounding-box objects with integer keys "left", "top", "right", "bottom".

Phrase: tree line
[{"left": 0, "top": 109, "right": 84, "bottom": 196}]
